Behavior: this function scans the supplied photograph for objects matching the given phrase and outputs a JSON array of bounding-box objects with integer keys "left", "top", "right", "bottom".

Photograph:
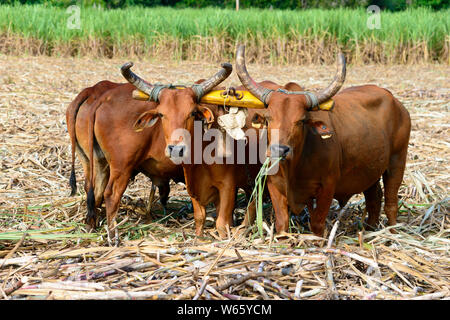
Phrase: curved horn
[
  {"left": 235, "top": 44, "right": 273, "bottom": 106},
  {"left": 315, "top": 53, "right": 346, "bottom": 104},
  {"left": 192, "top": 62, "right": 233, "bottom": 101},
  {"left": 121, "top": 62, "right": 158, "bottom": 101}
]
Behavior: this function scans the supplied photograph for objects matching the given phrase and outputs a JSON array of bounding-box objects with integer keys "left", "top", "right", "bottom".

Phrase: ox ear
[
  {"left": 251, "top": 112, "right": 267, "bottom": 129},
  {"left": 133, "top": 110, "right": 159, "bottom": 132},
  {"left": 195, "top": 105, "right": 215, "bottom": 133},
  {"left": 306, "top": 119, "right": 334, "bottom": 140},
  {"left": 197, "top": 106, "right": 215, "bottom": 124}
]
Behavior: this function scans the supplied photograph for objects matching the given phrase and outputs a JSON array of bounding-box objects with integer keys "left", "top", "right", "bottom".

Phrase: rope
[
  {"left": 261, "top": 88, "right": 275, "bottom": 107},
  {"left": 191, "top": 84, "right": 205, "bottom": 103},
  {"left": 147, "top": 84, "right": 188, "bottom": 102},
  {"left": 275, "top": 88, "right": 319, "bottom": 110}
]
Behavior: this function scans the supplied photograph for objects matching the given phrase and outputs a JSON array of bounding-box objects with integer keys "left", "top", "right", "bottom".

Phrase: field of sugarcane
[
  {"left": 0, "top": 54, "right": 448, "bottom": 300},
  {"left": 0, "top": 5, "right": 449, "bottom": 64}
]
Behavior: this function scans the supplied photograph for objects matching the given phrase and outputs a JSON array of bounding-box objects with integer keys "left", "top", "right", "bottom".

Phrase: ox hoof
[
  {"left": 85, "top": 223, "right": 94, "bottom": 233},
  {"left": 233, "top": 226, "right": 247, "bottom": 237},
  {"left": 310, "top": 223, "right": 325, "bottom": 237},
  {"left": 364, "top": 221, "right": 378, "bottom": 232},
  {"left": 85, "top": 217, "right": 97, "bottom": 232},
  {"left": 216, "top": 227, "right": 229, "bottom": 240},
  {"left": 195, "top": 228, "right": 204, "bottom": 238},
  {"left": 274, "top": 231, "right": 290, "bottom": 240},
  {"left": 388, "top": 227, "right": 398, "bottom": 234},
  {"left": 107, "top": 228, "right": 119, "bottom": 247}
]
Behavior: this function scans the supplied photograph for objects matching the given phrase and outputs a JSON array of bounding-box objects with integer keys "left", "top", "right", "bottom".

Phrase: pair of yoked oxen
[{"left": 67, "top": 45, "right": 411, "bottom": 245}]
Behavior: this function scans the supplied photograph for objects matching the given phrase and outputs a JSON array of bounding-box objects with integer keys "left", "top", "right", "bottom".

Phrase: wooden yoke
[
  {"left": 132, "top": 89, "right": 266, "bottom": 109},
  {"left": 132, "top": 88, "right": 335, "bottom": 111}
]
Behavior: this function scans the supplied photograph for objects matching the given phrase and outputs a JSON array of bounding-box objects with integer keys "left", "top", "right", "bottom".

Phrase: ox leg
[
  {"left": 94, "top": 157, "right": 109, "bottom": 209},
  {"left": 363, "top": 180, "right": 383, "bottom": 230},
  {"left": 103, "top": 168, "right": 132, "bottom": 246},
  {"left": 382, "top": 151, "right": 407, "bottom": 229},
  {"left": 307, "top": 199, "right": 314, "bottom": 213},
  {"left": 157, "top": 180, "right": 170, "bottom": 208},
  {"left": 77, "top": 147, "right": 97, "bottom": 231},
  {"left": 242, "top": 199, "right": 256, "bottom": 227},
  {"left": 310, "top": 186, "right": 335, "bottom": 237},
  {"left": 76, "top": 144, "right": 109, "bottom": 231},
  {"left": 242, "top": 187, "right": 256, "bottom": 227},
  {"left": 75, "top": 146, "right": 90, "bottom": 195},
  {"left": 216, "top": 187, "right": 235, "bottom": 239},
  {"left": 86, "top": 159, "right": 109, "bottom": 231},
  {"left": 192, "top": 198, "right": 207, "bottom": 237},
  {"left": 267, "top": 181, "right": 289, "bottom": 234},
  {"left": 145, "top": 184, "right": 156, "bottom": 218},
  {"left": 81, "top": 149, "right": 109, "bottom": 231}
]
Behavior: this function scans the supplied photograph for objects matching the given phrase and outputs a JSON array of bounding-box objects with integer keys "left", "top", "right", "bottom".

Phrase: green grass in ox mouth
[{"left": 246, "top": 157, "right": 282, "bottom": 239}]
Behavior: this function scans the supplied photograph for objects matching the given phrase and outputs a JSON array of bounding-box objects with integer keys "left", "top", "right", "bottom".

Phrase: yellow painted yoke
[{"left": 132, "top": 89, "right": 334, "bottom": 111}]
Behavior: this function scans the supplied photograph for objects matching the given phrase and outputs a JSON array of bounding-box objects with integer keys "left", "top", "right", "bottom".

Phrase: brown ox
[
  {"left": 116, "top": 62, "right": 235, "bottom": 238},
  {"left": 67, "top": 82, "right": 186, "bottom": 244},
  {"left": 121, "top": 63, "right": 275, "bottom": 238},
  {"left": 235, "top": 44, "right": 411, "bottom": 236}
]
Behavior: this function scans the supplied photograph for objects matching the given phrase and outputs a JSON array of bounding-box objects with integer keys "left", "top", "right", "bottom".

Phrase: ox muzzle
[
  {"left": 166, "top": 144, "right": 186, "bottom": 159},
  {"left": 268, "top": 144, "right": 291, "bottom": 160}
]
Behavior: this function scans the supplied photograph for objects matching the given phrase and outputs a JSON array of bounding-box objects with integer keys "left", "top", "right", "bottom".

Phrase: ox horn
[
  {"left": 120, "top": 62, "right": 162, "bottom": 101},
  {"left": 235, "top": 44, "right": 273, "bottom": 107},
  {"left": 315, "top": 53, "right": 346, "bottom": 104},
  {"left": 236, "top": 44, "right": 346, "bottom": 108},
  {"left": 121, "top": 61, "right": 232, "bottom": 103},
  {"left": 191, "top": 62, "right": 233, "bottom": 102}
]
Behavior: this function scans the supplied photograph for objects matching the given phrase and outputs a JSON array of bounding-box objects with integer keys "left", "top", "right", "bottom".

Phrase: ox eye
[
  {"left": 157, "top": 112, "right": 163, "bottom": 118},
  {"left": 191, "top": 110, "right": 201, "bottom": 118}
]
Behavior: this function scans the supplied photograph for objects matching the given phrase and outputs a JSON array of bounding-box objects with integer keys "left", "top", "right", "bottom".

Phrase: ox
[
  {"left": 105, "top": 62, "right": 234, "bottom": 240},
  {"left": 121, "top": 63, "right": 271, "bottom": 238},
  {"left": 235, "top": 44, "right": 411, "bottom": 237},
  {"left": 67, "top": 82, "right": 185, "bottom": 244}
]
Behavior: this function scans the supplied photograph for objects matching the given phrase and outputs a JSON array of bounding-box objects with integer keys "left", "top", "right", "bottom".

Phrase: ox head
[
  {"left": 235, "top": 44, "right": 346, "bottom": 161},
  {"left": 121, "top": 62, "right": 232, "bottom": 163}
]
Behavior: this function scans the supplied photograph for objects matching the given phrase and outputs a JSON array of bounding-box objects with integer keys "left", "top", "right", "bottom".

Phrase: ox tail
[
  {"left": 69, "top": 168, "right": 77, "bottom": 196},
  {"left": 85, "top": 97, "right": 105, "bottom": 226},
  {"left": 86, "top": 184, "right": 96, "bottom": 222},
  {"left": 66, "top": 89, "right": 91, "bottom": 196}
]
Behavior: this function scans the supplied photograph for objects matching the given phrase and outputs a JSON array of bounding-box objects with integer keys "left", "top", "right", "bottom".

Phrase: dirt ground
[{"left": 0, "top": 55, "right": 448, "bottom": 300}]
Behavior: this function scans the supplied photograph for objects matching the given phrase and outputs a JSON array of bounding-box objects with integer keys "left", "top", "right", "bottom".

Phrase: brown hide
[{"left": 264, "top": 84, "right": 411, "bottom": 236}]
